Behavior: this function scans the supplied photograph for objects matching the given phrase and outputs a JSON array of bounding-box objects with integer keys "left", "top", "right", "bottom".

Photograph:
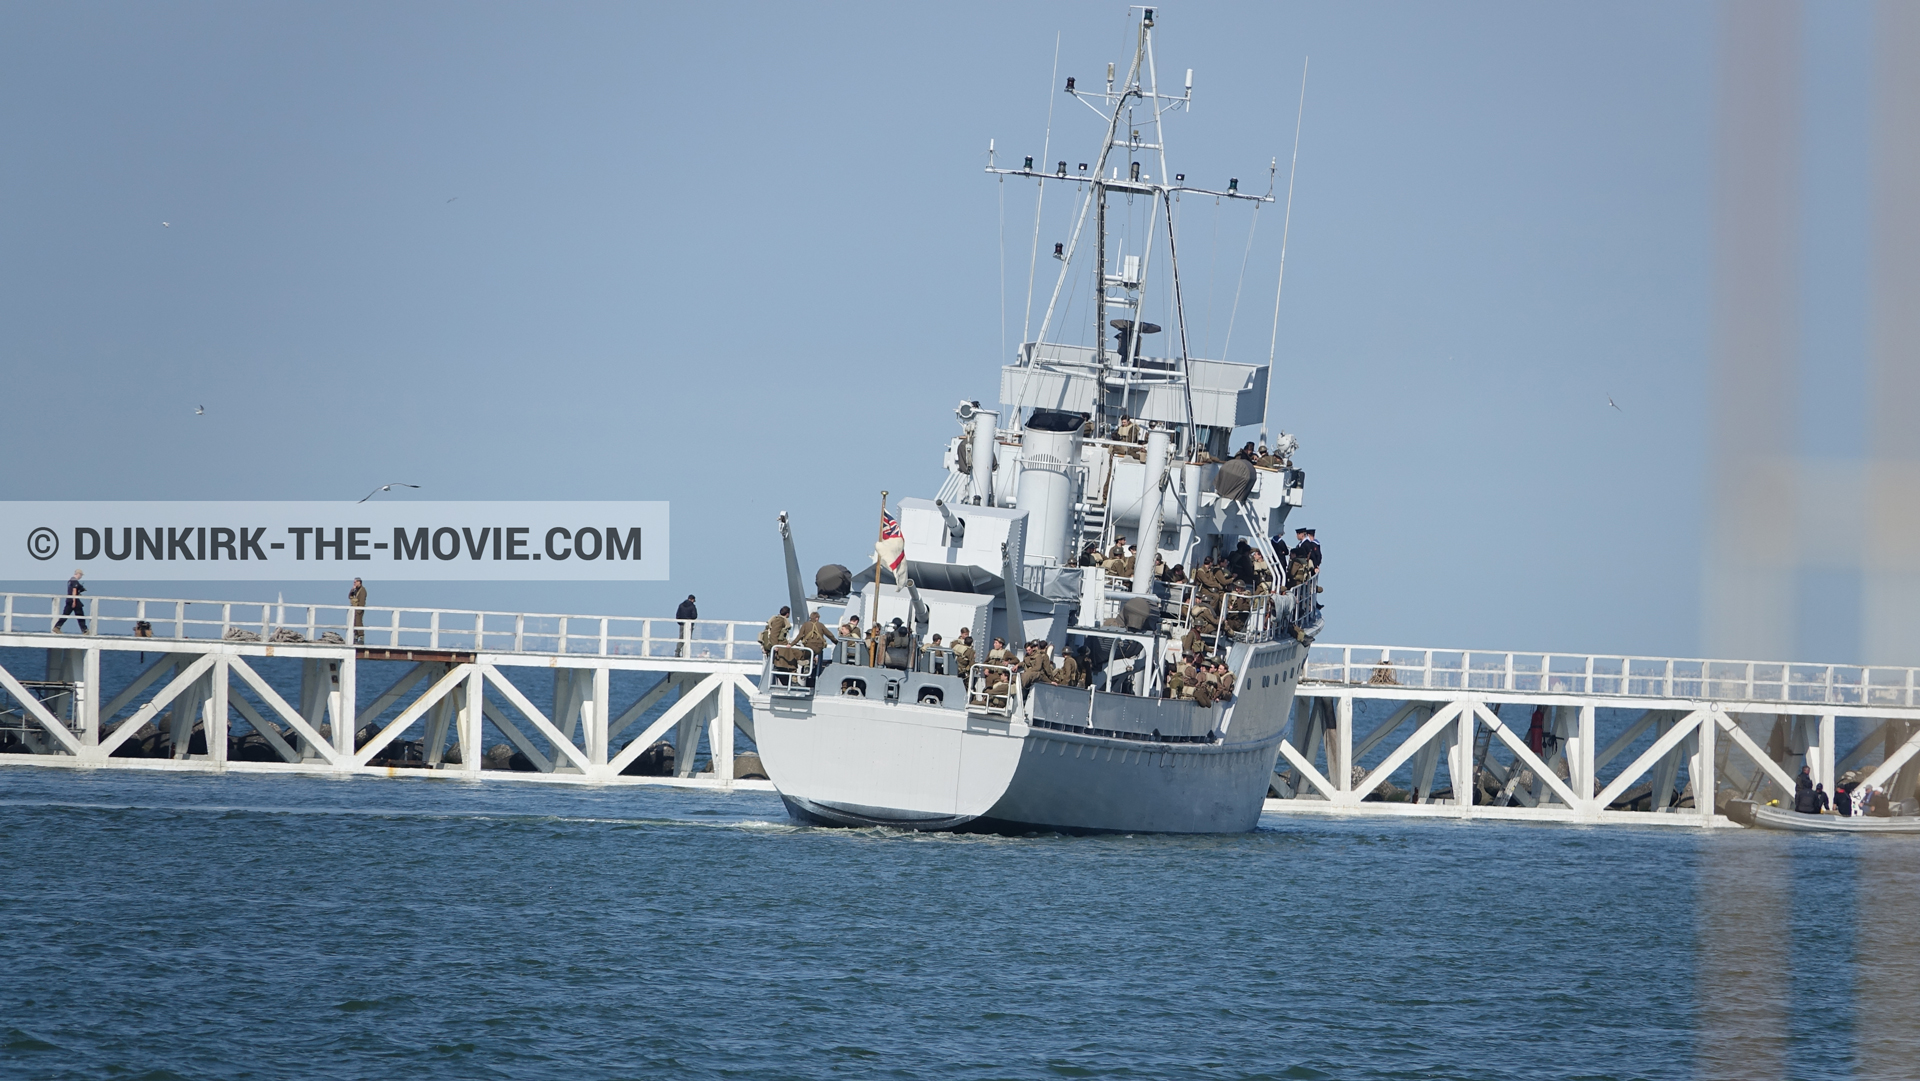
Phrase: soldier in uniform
[
  {"left": 1180, "top": 625, "right": 1205, "bottom": 659},
  {"left": 986, "top": 637, "right": 1012, "bottom": 665},
  {"left": 761, "top": 606, "right": 792, "bottom": 650},
  {"left": 795, "top": 611, "right": 835, "bottom": 678},
  {"left": 982, "top": 637, "right": 1014, "bottom": 707},
  {"left": 1019, "top": 641, "right": 1057, "bottom": 690},
  {"left": 1192, "top": 558, "right": 1220, "bottom": 593},
  {"left": 1166, "top": 656, "right": 1188, "bottom": 698},
  {"left": 1226, "top": 540, "right": 1257, "bottom": 590},
  {"left": 1192, "top": 673, "right": 1216, "bottom": 707},
  {"left": 1251, "top": 550, "right": 1273, "bottom": 593},
  {"left": 765, "top": 606, "right": 807, "bottom": 673},
  {"left": 953, "top": 628, "right": 977, "bottom": 672},
  {"left": 1053, "top": 647, "right": 1082, "bottom": 688}
]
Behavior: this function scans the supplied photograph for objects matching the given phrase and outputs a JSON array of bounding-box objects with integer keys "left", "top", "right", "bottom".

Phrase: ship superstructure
[{"left": 751, "top": 10, "right": 1321, "bottom": 833}]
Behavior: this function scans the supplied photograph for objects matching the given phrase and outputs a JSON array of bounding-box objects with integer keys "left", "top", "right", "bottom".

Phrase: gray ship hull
[{"left": 753, "top": 637, "right": 1304, "bottom": 834}]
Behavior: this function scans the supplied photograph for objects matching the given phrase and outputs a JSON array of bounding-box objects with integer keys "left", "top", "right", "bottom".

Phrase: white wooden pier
[
  {"left": 6, "top": 591, "right": 1920, "bottom": 828},
  {"left": 1273, "top": 644, "right": 1920, "bottom": 827},
  {"left": 0, "top": 591, "right": 768, "bottom": 789}
]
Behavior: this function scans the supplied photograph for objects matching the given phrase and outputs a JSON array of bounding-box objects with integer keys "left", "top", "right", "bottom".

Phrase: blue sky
[{"left": 0, "top": 2, "right": 1880, "bottom": 660}]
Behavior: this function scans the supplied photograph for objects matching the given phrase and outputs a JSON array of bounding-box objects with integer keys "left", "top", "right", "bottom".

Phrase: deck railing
[
  {"left": 1306, "top": 643, "right": 1920, "bottom": 709},
  {"left": 0, "top": 591, "right": 766, "bottom": 662}
]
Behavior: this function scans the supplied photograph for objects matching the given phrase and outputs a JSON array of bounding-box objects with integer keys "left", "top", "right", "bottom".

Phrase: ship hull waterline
[{"left": 754, "top": 641, "right": 1304, "bottom": 835}]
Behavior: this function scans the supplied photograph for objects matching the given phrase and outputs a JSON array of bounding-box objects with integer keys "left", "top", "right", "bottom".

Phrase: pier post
[
  {"left": 208, "top": 658, "right": 229, "bottom": 768},
  {"left": 80, "top": 648, "right": 99, "bottom": 751},
  {"left": 1455, "top": 704, "right": 1475, "bottom": 812},
  {"left": 1696, "top": 705, "right": 1719, "bottom": 821},
  {"left": 1817, "top": 713, "right": 1835, "bottom": 789},
  {"left": 460, "top": 667, "right": 483, "bottom": 774},
  {"left": 334, "top": 656, "right": 356, "bottom": 762},
  {"left": 713, "top": 681, "right": 736, "bottom": 786},
  {"left": 1578, "top": 704, "right": 1596, "bottom": 811},
  {"left": 590, "top": 666, "right": 610, "bottom": 769},
  {"left": 1335, "top": 696, "right": 1353, "bottom": 799}
]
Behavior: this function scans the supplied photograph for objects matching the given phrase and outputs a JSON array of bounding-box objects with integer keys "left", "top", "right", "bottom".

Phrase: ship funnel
[{"left": 1015, "top": 409, "right": 1085, "bottom": 567}]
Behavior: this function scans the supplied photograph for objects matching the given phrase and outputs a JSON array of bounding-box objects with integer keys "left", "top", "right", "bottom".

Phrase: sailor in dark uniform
[{"left": 1289, "top": 527, "right": 1321, "bottom": 583}]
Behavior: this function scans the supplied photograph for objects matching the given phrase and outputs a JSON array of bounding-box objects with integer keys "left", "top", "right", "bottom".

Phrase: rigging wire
[
  {"left": 1262, "top": 57, "right": 1310, "bottom": 442},
  {"left": 1217, "top": 202, "right": 1263, "bottom": 362},
  {"left": 1021, "top": 33, "right": 1061, "bottom": 351},
  {"left": 1202, "top": 198, "right": 1221, "bottom": 357}
]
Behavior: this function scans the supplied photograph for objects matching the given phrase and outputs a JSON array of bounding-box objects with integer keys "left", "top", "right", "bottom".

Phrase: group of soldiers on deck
[
  {"left": 1101, "top": 416, "right": 1298, "bottom": 475},
  {"left": 761, "top": 598, "right": 1246, "bottom": 713},
  {"left": 1164, "top": 654, "right": 1238, "bottom": 708}
]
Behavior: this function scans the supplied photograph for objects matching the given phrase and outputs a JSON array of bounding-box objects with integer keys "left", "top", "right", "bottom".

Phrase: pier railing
[
  {"left": 0, "top": 591, "right": 766, "bottom": 662},
  {"left": 1307, "top": 643, "right": 1920, "bottom": 709}
]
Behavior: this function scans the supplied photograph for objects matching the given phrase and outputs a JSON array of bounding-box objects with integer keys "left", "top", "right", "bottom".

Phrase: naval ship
[{"left": 750, "top": 11, "right": 1321, "bottom": 833}]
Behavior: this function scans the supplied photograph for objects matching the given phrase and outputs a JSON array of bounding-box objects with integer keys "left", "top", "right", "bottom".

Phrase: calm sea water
[{"left": 2, "top": 767, "right": 1915, "bottom": 1081}]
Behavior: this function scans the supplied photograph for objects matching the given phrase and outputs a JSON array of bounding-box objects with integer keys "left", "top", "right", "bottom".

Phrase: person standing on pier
[
  {"left": 52, "top": 569, "right": 87, "bottom": 634},
  {"left": 348, "top": 577, "right": 367, "bottom": 644},
  {"left": 675, "top": 594, "right": 698, "bottom": 657}
]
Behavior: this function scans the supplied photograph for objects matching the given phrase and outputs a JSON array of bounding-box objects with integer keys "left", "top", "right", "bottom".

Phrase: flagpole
[{"left": 871, "top": 490, "right": 887, "bottom": 661}]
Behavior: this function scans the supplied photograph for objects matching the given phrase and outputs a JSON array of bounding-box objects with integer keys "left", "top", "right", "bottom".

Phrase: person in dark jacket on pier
[
  {"left": 675, "top": 595, "right": 698, "bottom": 656},
  {"left": 52, "top": 570, "right": 86, "bottom": 634},
  {"left": 348, "top": 577, "right": 367, "bottom": 644}
]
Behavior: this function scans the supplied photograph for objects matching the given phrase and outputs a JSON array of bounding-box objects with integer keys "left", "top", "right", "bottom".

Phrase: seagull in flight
[
  {"left": 446, "top": 197, "right": 458, "bottom": 203},
  {"left": 358, "top": 482, "right": 421, "bottom": 503},
  {"left": 162, "top": 221, "right": 171, "bottom": 227},
  {"left": 194, "top": 404, "right": 204, "bottom": 415},
  {"left": 1607, "top": 396, "right": 1622, "bottom": 412}
]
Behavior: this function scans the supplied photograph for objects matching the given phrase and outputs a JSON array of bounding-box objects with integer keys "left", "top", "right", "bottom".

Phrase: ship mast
[{"left": 989, "top": 7, "right": 1272, "bottom": 449}]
